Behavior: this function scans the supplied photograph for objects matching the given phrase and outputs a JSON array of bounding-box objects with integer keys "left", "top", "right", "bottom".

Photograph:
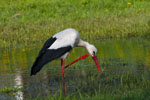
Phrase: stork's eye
[{"left": 93, "top": 51, "right": 96, "bottom": 56}]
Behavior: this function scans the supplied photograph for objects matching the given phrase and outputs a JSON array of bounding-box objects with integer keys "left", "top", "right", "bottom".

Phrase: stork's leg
[
  {"left": 61, "top": 59, "right": 65, "bottom": 95},
  {"left": 65, "top": 53, "right": 89, "bottom": 69}
]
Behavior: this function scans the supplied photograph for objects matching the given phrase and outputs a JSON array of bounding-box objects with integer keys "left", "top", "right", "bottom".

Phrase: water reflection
[
  {"left": 0, "top": 39, "right": 150, "bottom": 99},
  {"left": 14, "top": 70, "right": 23, "bottom": 100}
]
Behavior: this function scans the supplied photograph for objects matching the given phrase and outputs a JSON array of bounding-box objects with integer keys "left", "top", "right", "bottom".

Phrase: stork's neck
[
  {"left": 77, "top": 40, "right": 91, "bottom": 49},
  {"left": 77, "top": 39, "right": 97, "bottom": 56}
]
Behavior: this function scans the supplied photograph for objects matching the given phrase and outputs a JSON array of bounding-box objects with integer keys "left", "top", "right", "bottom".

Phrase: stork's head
[
  {"left": 87, "top": 44, "right": 97, "bottom": 57},
  {"left": 86, "top": 44, "right": 101, "bottom": 73}
]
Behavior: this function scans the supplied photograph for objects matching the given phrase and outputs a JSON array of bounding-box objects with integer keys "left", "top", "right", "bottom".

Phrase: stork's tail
[
  {"left": 31, "top": 58, "right": 44, "bottom": 76},
  {"left": 30, "top": 49, "right": 56, "bottom": 76},
  {"left": 30, "top": 51, "right": 54, "bottom": 76}
]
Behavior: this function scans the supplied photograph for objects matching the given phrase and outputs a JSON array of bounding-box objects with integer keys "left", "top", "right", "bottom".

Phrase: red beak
[{"left": 92, "top": 56, "right": 101, "bottom": 73}]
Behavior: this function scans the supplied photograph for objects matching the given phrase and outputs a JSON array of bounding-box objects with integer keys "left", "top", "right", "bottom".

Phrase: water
[{"left": 0, "top": 38, "right": 150, "bottom": 99}]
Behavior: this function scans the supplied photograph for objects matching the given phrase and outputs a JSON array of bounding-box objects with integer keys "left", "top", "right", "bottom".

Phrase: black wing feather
[
  {"left": 38, "top": 37, "right": 56, "bottom": 58},
  {"left": 31, "top": 46, "right": 72, "bottom": 76}
]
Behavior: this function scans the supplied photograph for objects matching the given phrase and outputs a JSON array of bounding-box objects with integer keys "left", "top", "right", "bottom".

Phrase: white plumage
[{"left": 48, "top": 28, "right": 80, "bottom": 50}]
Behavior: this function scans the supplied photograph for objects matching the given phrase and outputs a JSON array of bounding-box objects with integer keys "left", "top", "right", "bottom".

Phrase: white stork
[{"left": 31, "top": 28, "right": 101, "bottom": 93}]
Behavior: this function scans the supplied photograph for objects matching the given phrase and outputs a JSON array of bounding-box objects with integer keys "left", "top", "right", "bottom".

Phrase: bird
[{"left": 31, "top": 28, "right": 101, "bottom": 94}]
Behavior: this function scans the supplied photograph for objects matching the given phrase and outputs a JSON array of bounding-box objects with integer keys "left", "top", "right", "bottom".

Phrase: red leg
[
  {"left": 64, "top": 53, "right": 89, "bottom": 69},
  {"left": 61, "top": 59, "right": 65, "bottom": 95}
]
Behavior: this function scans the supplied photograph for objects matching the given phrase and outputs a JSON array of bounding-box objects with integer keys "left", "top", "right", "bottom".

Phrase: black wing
[
  {"left": 38, "top": 37, "right": 57, "bottom": 58},
  {"left": 31, "top": 45, "right": 72, "bottom": 76}
]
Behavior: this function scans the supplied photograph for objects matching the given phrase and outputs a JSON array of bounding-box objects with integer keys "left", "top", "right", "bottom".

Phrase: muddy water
[{"left": 0, "top": 38, "right": 150, "bottom": 99}]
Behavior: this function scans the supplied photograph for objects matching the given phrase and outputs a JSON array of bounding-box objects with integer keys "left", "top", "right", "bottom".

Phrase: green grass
[
  {"left": 26, "top": 88, "right": 150, "bottom": 100},
  {"left": 0, "top": 87, "right": 22, "bottom": 95},
  {"left": 0, "top": 0, "right": 150, "bottom": 48}
]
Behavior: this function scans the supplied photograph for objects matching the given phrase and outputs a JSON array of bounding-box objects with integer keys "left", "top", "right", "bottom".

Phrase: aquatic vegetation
[
  {"left": 26, "top": 89, "right": 150, "bottom": 100},
  {"left": 0, "top": 87, "right": 22, "bottom": 94},
  {"left": 0, "top": 39, "right": 150, "bottom": 99}
]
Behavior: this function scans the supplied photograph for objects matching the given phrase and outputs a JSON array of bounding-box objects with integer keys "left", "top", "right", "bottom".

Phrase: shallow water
[{"left": 0, "top": 38, "right": 150, "bottom": 99}]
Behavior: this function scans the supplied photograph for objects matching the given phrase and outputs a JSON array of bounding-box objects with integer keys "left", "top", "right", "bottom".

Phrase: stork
[{"left": 31, "top": 28, "right": 101, "bottom": 94}]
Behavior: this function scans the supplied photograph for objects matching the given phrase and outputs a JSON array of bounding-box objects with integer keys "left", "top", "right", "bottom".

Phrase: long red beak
[{"left": 92, "top": 56, "right": 101, "bottom": 73}]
